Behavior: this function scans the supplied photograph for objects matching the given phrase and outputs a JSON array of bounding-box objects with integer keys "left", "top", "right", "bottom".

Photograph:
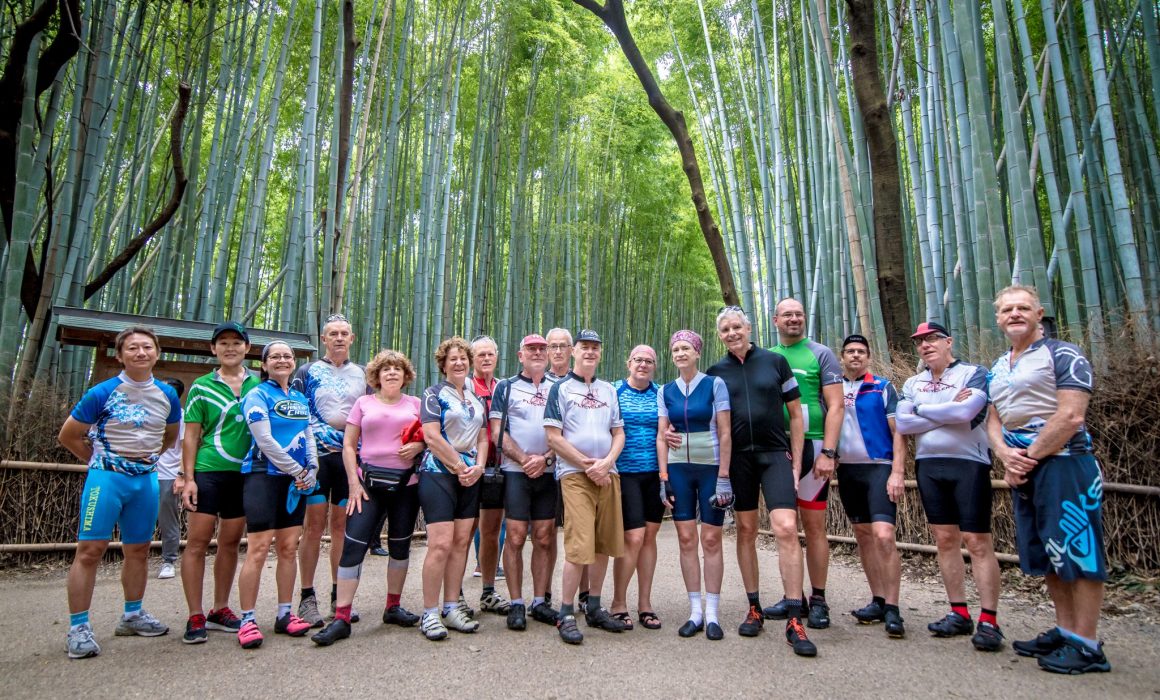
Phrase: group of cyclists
[{"left": 57, "top": 284, "right": 1111, "bottom": 675}]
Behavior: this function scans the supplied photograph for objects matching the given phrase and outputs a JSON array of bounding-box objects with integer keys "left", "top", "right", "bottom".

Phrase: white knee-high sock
[
  {"left": 705, "top": 593, "right": 721, "bottom": 624},
  {"left": 688, "top": 592, "right": 704, "bottom": 625}
]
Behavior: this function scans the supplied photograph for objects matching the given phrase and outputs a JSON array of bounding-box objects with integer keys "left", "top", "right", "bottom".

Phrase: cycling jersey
[
  {"left": 772, "top": 338, "right": 842, "bottom": 439},
  {"left": 838, "top": 373, "right": 897, "bottom": 465},
  {"left": 897, "top": 360, "right": 990, "bottom": 463},
  {"left": 490, "top": 373, "right": 555, "bottom": 473},
  {"left": 706, "top": 345, "right": 800, "bottom": 453},
  {"left": 544, "top": 372, "right": 624, "bottom": 478},
  {"left": 241, "top": 380, "right": 316, "bottom": 476},
  {"left": 183, "top": 369, "right": 262, "bottom": 472},
  {"left": 69, "top": 372, "right": 182, "bottom": 475},
  {"left": 613, "top": 380, "right": 659, "bottom": 473},
  {"left": 155, "top": 417, "right": 185, "bottom": 480},
  {"left": 419, "top": 380, "right": 485, "bottom": 474},
  {"left": 292, "top": 358, "right": 368, "bottom": 454},
  {"left": 657, "top": 372, "right": 731, "bottom": 466},
  {"left": 989, "top": 338, "right": 1094, "bottom": 455}
]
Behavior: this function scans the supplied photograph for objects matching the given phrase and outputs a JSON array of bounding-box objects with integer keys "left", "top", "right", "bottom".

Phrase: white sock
[
  {"left": 706, "top": 593, "right": 721, "bottom": 624},
  {"left": 688, "top": 592, "right": 703, "bottom": 625}
]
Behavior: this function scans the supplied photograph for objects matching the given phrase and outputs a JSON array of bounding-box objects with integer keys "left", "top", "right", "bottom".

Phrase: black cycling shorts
[
  {"left": 418, "top": 471, "right": 481, "bottom": 524},
  {"left": 619, "top": 471, "right": 664, "bottom": 530},
  {"left": 503, "top": 471, "right": 558, "bottom": 522},
  {"left": 243, "top": 472, "right": 305, "bottom": 533},
  {"left": 192, "top": 471, "right": 245, "bottom": 520},
  {"left": 836, "top": 463, "right": 896, "bottom": 526},
  {"left": 342, "top": 483, "right": 420, "bottom": 565},
  {"left": 730, "top": 450, "right": 796, "bottom": 512},
  {"left": 310, "top": 451, "right": 350, "bottom": 507},
  {"left": 916, "top": 457, "right": 993, "bottom": 533}
]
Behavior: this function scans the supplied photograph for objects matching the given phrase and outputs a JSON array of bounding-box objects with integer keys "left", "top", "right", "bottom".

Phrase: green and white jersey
[
  {"left": 772, "top": 338, "right": 842, "bottom": 441},
  {"left": 184, "top": 369, "right": 262, "bottom": 472}
]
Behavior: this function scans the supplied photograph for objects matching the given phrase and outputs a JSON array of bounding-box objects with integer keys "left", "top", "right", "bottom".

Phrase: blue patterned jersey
[
  {"left": 70, "top": 372, "right": 181, "bottom": 475},
  {"left": 989, "top": 338, "right": 1094, "bottom": 456},
  {"left": 613, "top": 380, "right": 659, "bottom": 473},
  {"left": 292, "top": 358, "right": 368, "bottom": 454},
  {"left": 419, "top": 380, "right": 486, "bottom": 474},
  {"left": 241, "top": 380, "right": 313, "bottom": 476}
]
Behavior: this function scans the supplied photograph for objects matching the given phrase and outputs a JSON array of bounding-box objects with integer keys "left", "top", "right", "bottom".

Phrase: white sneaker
[
  {"left": 443, "top": 603, "right": 480, "bottom": 633},
  {"left": 420, "top": 611, "right": 448, "bottom": 641},
  {"left": 158, "top": 563, "right": 176, "bottom": 579}
]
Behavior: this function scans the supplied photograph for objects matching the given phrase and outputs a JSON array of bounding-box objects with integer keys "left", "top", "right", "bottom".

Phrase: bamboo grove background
[{"left": 1, "top": 0, "right": 1159, "bottom": 393}]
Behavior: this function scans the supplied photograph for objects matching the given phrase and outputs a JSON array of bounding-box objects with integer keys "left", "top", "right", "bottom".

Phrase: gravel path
[{"left": 2, "top": 527, "right": 1156, "bottom": 698}]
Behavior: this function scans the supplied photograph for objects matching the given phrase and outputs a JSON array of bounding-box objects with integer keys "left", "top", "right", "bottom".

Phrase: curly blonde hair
[
  {"left": 434, "top": 336, "right": 473, "bottom": 376},
  {"left": 365, "top": 349, "right": 417, "bottom": 389}
]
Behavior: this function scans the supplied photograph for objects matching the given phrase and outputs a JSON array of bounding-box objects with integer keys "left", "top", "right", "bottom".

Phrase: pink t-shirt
[{"left": 347, "top": 393, "right": 422, "bottom": 470}]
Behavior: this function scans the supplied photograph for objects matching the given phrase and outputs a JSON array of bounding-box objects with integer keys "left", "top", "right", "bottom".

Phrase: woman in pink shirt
[{"left": 311, "top": 350, "right": 425, "bottom": 645}]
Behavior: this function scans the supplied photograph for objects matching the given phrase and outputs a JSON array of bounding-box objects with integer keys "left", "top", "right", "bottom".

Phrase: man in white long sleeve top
[{"left": 895, "top": 321, "right": 1004, "bottom": 653}]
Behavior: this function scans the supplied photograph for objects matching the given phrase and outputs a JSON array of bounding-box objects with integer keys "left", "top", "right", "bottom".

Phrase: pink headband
[
  {"left": 670, "top": 330, "right": 703, "bottom": 353},
  {"left": 629, "top": 344, "right": 656, "bottom": 362}
]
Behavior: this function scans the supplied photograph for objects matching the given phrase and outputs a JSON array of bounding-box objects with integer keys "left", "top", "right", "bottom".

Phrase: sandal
[
  {"left": 611, "top": 611, "right": 633, "bottom": 630},
  {"left": 639, "top": 611, "right": 662, "bottom": 630}
]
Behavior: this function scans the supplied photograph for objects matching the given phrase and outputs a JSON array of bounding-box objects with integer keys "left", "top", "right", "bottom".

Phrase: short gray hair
[
  {"left": 545, "top": 327, "right": 573, "bottom": 345},
  {"left": 715, "top": 306, "right": 751, "bottom": 328}
]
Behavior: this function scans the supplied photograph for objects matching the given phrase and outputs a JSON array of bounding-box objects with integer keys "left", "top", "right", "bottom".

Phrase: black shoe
[
  {"left": 530, "top": 601, "right": 559, "bottom": 625},
  {"left": 762, "top": 593, "right": 806, "bottom": 620},
  {"left": 382, "top": 605, "right": 420, "bottom": 627},
  {"left": 1038, "top": 638, "right": 1111, "bottom": 674},
  {"left": 884, "top": 609, "right": 905, "bottom": 638},
  {"left": 585, "top": 607, "right": 627, "bottom": 632},
  {"left": 970, "top": 621, "right": 1004, "bottom": 651},
  {"left": 678, "top": 619, "right": 704, "bottom": 638},
  {"left": 507, "top": 603, "right": 527, "bottom": 631},
  {"left": 806, "top": 595, "right": 830, "bottom": 629},
  {"left": 851, "top": 600, "right": 886, "bottom": 624},
  {"left": 706, "top": 622, "right": 724, "bottom": 641},
  {"left": 1013, "top": 627, "right": 1064, "bottom": 658},
  {"left": 557, "top": 614, "right": 584, "bottom": 644},
  {"left": 369, "top": 546, "right": 389, "bottom": 556},
  {"left": 927, "top": 612, "right": 974, "bottom": 637},
  {"left": 311, "top": 618, "right": 351, "bottom": 646},
  {"left": 785, "top": 617, "right": 817, "bottom": 657},
  {"left": 738, "top": 605, "right": 764, "bottom": 637}
]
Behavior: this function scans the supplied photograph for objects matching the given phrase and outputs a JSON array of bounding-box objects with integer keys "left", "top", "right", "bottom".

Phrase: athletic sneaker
[
  {"left": 311, "top": 618, "right": 351, "bottom": 646},
  {"left": 927, "top": 611, "right": 974, "bottom": 637},
  {"left": 443, "top": 603, "right": 480, "bottom": 633},
  {"left": 496, "top": 567, "right": 506, "bottom": 580},
  {"left": 67, "top": 623, "right": 100, "bottom": 659},
  {"left": 557, "top": 614, "right": 584, "bottom": 644},
  {"left": 237, "top": 620, "right": 263, "bottom": 649},
  {"left": 382, "top": 605, "right": 420, "bottom": 627},
  {"left": 585, "top": 607, "right": 627, "bottom": 632},
  {"left": 785, "top": 617, "right": 817, "bottom": 657},
  {"left": 972, "top": 621, "right": 1004, "bottom": 651},
  {"left": 206, "top": 607, "right": 242, "bottom": 632},
  {"left": 158, "top": 562, "right": 176, "bottom": 579},
  {"left": 1013, "top": 627, "right": 1064, "bottom": 657},
  {"left": 806, "top": 595, "right": 830, "bottom": 629},
  {"left": 507, "top": 603, "right": 527, "bottom": 631},
  {"left": 472, "top": 565, "right": 482, "bottom": 578},
  {"left": 852, "top": 600, "right": 886, "bottom": 624},
  {"left": 369, "top": 546, "right": 389, "bottom": 556},
  {"left": 420, "top": 611, "right": 448, "bottom": 641},
  {"left": 299, "top": 594, "right": 324, "bottom": 628},
  {"left": 762, "top": 593, "right": 806, "bottom": 620},
  {"left": 183, "top": 614, "right": 208, "bottom": 644},
  {"left": 530, "top": 601, "right": 559, "bottom": 625},
  {"left": 1038, "top": 638, "right": 1111, "bottom": 674},
  {"left": 480, "top": 589, "right": 511, "bottom": 614},
  {"left": 738, "top": 605, "right": 764, "bottom": 637},
  {"left": 115, "top": 611, "right": 169, "bottom": 637},
  {"left": 457, "top": 593, "right": 476, "bottom": 619},
  {"left": 274, "top": 612, "right": 311, "bottom": 637},
  {"left": 884, "top": 609, "right": 905, "bottom": 638}
]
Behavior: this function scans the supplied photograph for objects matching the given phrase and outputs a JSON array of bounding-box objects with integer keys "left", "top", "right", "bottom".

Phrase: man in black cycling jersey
[{"left": 705, "top": 307, "right": 815, "bottom": 657}]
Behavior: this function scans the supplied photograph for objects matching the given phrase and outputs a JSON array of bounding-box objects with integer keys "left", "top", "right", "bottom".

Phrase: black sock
[
  {"left": 301, "top": 587, "right": 315, "bottom": 601},
  {"left": 872, "top": 596, "right": 885, "bottom": 606},
  {"left": 578, "top": 590, "right": 589, "bottom": 606},
  {"left": 331, "top": 584, "right": 337, "bottom": 603},
  {"left": 586, "top": 595, "right": 601, "bottom": 614},
  {"left": 560, "top": 603, "right": 575, "bottom": 617},
  {"left": 885, "top": 604, "right": 900, "bottom": 614},
  {"left": 483, "top": 585, "right": 495, "bottom": 595},
  {"left": 811, "top": 587, "right": 826, "bottom": 600},
  {"left": 746, "top": 591, "right": 761, "bottom": 608}
]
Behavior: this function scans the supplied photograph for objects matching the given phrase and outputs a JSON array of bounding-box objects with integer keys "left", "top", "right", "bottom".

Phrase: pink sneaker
[
  {"left": 275, "top": 613, "right": 312, "bottom": 637},
  {"left": 237, "top": 621, "right": 263, "bottom": 649}
]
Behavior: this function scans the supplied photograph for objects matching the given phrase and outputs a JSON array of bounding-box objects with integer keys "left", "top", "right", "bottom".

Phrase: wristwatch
[
  {"left": 544, "top": 455, "right": 557, "bottom": 468},
  {"left": 820, "top": 448, "right": 839, "bottom": 459}
]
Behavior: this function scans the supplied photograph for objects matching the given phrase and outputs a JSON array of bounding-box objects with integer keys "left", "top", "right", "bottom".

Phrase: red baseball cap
[
  {"left": 520, "top": 334, "right": 548, "bottom": 347},
  {"left": 910, "top": 321, "right": 950, "bottom": 339}
]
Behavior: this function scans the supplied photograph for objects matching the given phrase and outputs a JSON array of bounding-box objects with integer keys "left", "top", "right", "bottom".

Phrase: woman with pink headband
[
  {"left": 609, "top": 344, "right": 664, "bottom": 630},
  {"left": 657, "top": 330, "right": 733, "bottom": 640}
]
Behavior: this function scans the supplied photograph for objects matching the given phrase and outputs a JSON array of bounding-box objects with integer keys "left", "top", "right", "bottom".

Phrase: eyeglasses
[
  {"left": 265, "top": 354, "right": 295, "bottom": 361},
  {"left": 911, "top": 334, "right": 948, "bottom": 346},
  {"left": 548, "top": 344, "right": 571, "bottom": 351},
  {"left": 630, "top": 357, "right": 656, "bottom": 366}
]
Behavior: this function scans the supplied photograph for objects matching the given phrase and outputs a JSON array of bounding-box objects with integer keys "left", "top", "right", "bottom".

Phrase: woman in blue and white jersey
[
  {"left": 656, "top": 330, "right": 733, "bottom": 641},
  {"left": 417, "top": 336, "right": 489, "bottom": 640},
  {"left": 58, "top": 326, "right": 182, "bottom": 659},
  {"left": 235, "top": 341, "right": 318, "bottom": 649}
]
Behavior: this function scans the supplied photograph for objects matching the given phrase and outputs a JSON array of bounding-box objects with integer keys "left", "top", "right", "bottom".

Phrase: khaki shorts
[{"left": 560, "top": 472, "right": 624, "bottom": 564}]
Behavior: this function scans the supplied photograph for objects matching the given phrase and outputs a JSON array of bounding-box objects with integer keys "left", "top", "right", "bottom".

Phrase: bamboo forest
[{"left": 1, "top": 0, "right": 1159, "bottom": 397}]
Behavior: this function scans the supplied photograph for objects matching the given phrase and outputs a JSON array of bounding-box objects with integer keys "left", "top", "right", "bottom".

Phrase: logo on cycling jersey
[
  {"left": 573, "top": 391, "right": 608, "bottom": 409},
  {"left": 917, "top": 378, "right": 957, "bottom": 393},
  {"left": 526, "top": 390, "right": 547, "bottom": 407},
  {"left": 844, "top": 392, "right": 856, "bottom": 408},
  {"left": 272, "top": 400, "right": 309, "bottom": 420}
]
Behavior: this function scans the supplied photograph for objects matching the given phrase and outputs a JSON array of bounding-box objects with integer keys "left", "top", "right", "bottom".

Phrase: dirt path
[{"left": 2, "top": 527, "right": 1156, "bottom": 698}]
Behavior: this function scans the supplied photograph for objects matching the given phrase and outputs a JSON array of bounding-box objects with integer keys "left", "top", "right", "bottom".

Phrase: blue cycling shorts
[
  {"left": 77, "top": 468, "right": 159, "bottom": 544},
  {"left": 1013, "top": 453, "right": 1107, "bottom": 582},
  {"left": 669, "top": 462, "right": 725, "bottom": 527}
]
